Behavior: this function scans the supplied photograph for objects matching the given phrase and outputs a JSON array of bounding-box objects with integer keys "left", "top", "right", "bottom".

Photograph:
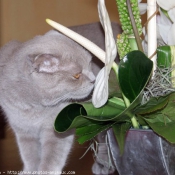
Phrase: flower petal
[
  {"left": 157, "top": 10, "right": 172, "bottom": 44},
  {"left": 157, "top": 0, "right": 175, "bottom": 11},
  {"left": 157, "top": 23, "right": 171, "bottom": 44},
  {"left": 98, "top": 0, "right": 117, "bottom": 68},
  {"left": 159, "top": 9, "right": 172, "bottom": 25},
  {"left": 168, "top": 7, "right": 175, "bottom": 22},
  {"left": 139, "top": 3, "right": 147, "bottom": 15},
  {"left": 92, "top": 68, "right": 108, "bottom": 108},
  {"left": 92, "top": 0, "right": 117, "bottom": 108},
  {"left": 168, "top": 23, "right": 175, "bottom": 45}
]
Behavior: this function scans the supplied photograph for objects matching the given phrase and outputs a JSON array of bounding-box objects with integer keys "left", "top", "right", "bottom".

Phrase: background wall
[
  {"left": 0, "top": 0, "right": 120, "bottom": 46},
  {"left": 0, "top": 0, "right": 147, "bottom": 46}
]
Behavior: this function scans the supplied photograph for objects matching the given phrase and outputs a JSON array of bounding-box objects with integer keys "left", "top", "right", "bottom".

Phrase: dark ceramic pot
[{"left": 107, "top": 129, "right": 175, "bottom": 175}]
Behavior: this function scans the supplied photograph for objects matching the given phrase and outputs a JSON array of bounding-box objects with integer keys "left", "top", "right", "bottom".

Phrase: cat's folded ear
[
  {"left": 0, "top": 40, "right": 21, "bottom": 57},
  {"left": 44, "top": 30, "right": 62, "bottom": 36},
  {"left": 29, "top": 54, "right": 60, "bottom": 73}
]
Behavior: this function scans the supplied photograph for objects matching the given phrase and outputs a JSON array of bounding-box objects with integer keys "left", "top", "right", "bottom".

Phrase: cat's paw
[
  {"left": 92, "top": 160, "right": 116, "bottom": 175},
  {"left": 92, "top": 132, "right": 116, "bottom": 175}
]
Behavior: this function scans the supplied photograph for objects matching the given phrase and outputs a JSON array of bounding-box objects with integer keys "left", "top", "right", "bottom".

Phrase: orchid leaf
[
  {"left": 54, "top": 104, "right": 90, "bottom": 132},
  {"left": 55, "top": 97, "right": 127, "bottom": 130},
  {"left": 136, "top": 115, "right": 148, "bottom": 126},
  {"left": 76, "top": 122, "right": 113, "bottom": 144},
  {"left": 112, "top": 122, "right": 131, "bottom": 154},
  {"left": 144, "top": 117, "right": 175, "bottom": 143},
  {"left": 118, "top": 50, "right": 153, "bottom": 103},
  {"left": 84, "top": 95, "right": 141, "bottom": 122},
  {"left": 133, "top": 94, "right": 170, "bottom": 115},
  {"left": 82, "top": 97, "right": 126, "bottom": 121},
  {"left": 54, "top": 103, "right": 114, "bottom": 143},
  {"left": 143, "top": 93, "right": 175, "bottom": 143}
]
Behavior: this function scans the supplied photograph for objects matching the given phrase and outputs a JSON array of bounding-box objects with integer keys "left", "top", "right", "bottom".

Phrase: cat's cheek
[{"left": 70, "top": 83, "right": 94, "bottom": 100}]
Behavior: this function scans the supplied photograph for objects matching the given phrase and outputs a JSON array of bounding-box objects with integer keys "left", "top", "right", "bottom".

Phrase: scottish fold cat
[{"left": 0, "top": 22, "right": 121, "bottom": 175}]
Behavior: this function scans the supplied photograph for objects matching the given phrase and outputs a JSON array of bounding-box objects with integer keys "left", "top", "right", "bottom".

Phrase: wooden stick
[{"left": 147, "top": 0, "right": 157, "bottom": 74}]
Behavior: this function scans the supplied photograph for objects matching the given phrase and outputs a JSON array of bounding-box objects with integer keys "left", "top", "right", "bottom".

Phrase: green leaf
[
  {"left": 54, "top": 103, "right": 115, "bottom": 143},
  {"left": 118, "top": 50, "right": 153, "bottom": 102},
  {"left": 157, "top": 46, "right": 171, "bottom": 67},
  {"left": 157, "top": 45, "right": 175, "bottom": 87},
  {"left": 54, "top": 104, "right": 90, "bottom": 132},
  {"left": 133, "top": 94, "right": 170, "bottom": 115},
  {"left": 112, "top": 122, "right": 131, "bottom": 154},
  {"left": 143, "top": 93, "right": 175, "bottom": 143},
  {"left": 144, "top": 117, "right": 175, "bottom": 143},
  {"left": 136, "top": 115, "right": 148, "bottom": 126},
  {"left": 54, "top": 97, "right": 127, "bottom": 131},
  {"left": 54, "top": 98, "right": 127, "bottom": 144},
  {"left": 83, "top": 97, "right": 127, "bottom": 121},
  {"left": 76, "top": 122, "right": 113, "bottom": 144}
]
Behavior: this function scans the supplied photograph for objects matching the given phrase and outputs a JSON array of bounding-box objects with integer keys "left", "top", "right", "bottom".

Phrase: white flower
[
  {"left": 92, "top": 0, "right": 117, "bottom": 108},
  {"left": 168, "top": 23, "right": 175, "bottom": 45},
  {"left": 156, "top": 0, "right": 175, "bottom": 45},
  {"left": 168, "top": 7, "right": 175, "bottom": 22},
  {"left": 157, "top": 0, "right": 175, "bottom": 11},
  {"left": 138, "top": 0, "right": 147, "bottom": 15},
  {"left": 157, "top": 8, "right": 175, "bottom": 45}
]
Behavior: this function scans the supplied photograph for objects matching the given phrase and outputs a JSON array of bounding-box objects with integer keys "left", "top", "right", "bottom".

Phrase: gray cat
[
  {"left": 0, "top": 22, "right": 121, "bottom": 175},
  {"left": 0, "top": 29, "right": 95, "bottom": 174}
]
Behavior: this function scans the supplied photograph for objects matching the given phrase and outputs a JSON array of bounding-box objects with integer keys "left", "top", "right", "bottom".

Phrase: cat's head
[{"left": 13, "top": 30, "right": 96, "bottom": 106}]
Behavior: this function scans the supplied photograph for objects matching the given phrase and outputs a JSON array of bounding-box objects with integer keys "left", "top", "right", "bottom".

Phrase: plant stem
[
  {"left": 122, "top": 94, "right": 139, "bottom": 129},
  {"left": 112, "top": 62, "right": 118, "bottom": 75},
  {"left": 112, "top": 63, "right": 139, "bottom": 129}
]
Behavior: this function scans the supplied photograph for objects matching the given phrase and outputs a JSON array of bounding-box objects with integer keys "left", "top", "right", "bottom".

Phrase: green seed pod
[
  {"left": 116, "top": 0, "right": 142, "bottom": 36},
  {"left": 117, "top": 33, "right": 131, "bottom": 59}
]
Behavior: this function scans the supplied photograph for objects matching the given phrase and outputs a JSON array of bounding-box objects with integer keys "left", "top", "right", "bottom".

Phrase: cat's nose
[{"left": 73, "top": 73, "right": 81, "bottom": 79}]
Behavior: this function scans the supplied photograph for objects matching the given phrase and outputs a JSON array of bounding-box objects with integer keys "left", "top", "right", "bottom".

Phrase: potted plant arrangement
[{"left": 46, "top": 0, "right": 175, "bottom": 174}]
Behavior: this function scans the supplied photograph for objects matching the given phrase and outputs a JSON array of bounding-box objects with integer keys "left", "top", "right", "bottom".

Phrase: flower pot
[{"left": 107, "top": 129, "right": 175, "bottom": 175}]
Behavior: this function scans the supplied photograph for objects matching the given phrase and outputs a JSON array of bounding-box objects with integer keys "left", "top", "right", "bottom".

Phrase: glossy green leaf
[
  {"left": 54, "top": 97, "right": 126, "bottom": 132},
  {"left": 54, "top": 103, "right": 115, "bottom": 143},
  {"left": 118, "top": 50, "right": 153, "bottom": 102},
  {"left": 112, "top": 122, "right": 131, "bottom": 154},
  {"left": 81, "top": 97, "right": 126, "bottom": 121},
  {"left": 54, "top": 104, "right": 90, "bottom": 132},
  {"left": 85, "top": 94, "right": 143, "bottom": 123},
  {"left": 54, "top": 98, "right": 127, "bottom": 143}
]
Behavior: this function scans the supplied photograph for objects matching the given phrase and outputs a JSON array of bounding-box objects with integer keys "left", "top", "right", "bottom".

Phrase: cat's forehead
[{"left": 22, "top": 31, "right": 92, "bottom": 64}]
